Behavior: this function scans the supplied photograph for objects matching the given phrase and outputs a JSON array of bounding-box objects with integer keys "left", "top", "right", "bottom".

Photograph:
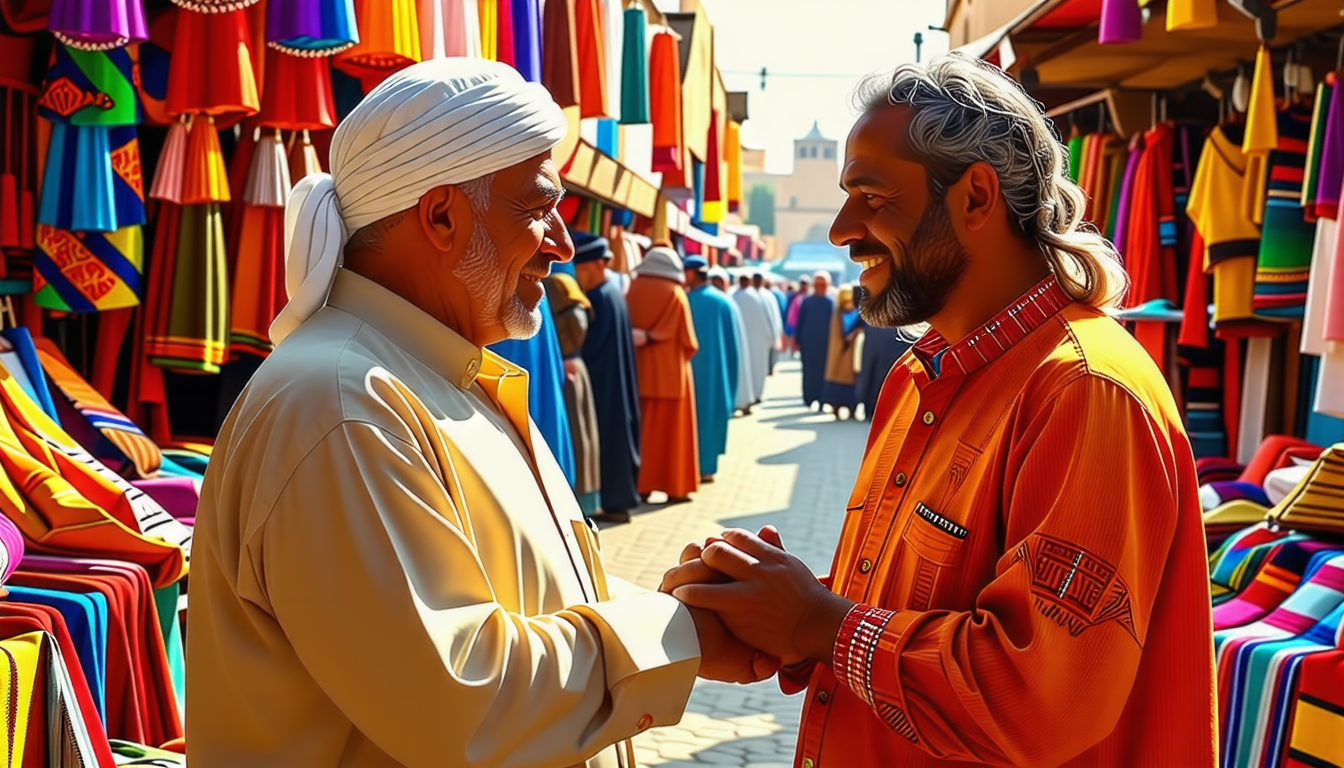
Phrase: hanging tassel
[
  {"left": 244, "top": 129, "right": 291, "bottom": 207},
  {"left": 288, "top": 129, "right": 322, "bottom": 183},
  {"left": 1099, "top": 0, "right": 1142, "bottom": 44},
  {"left": 169, "top": 0, "right": 261, "bottom": 11},
  {"left": 149, "top": 116, "right": 189, "bottom": 203},
  {"left": 1, "top": 90, "right": 18, "bottom": 248},
  {"left": 181, "top": 115, "right": 231, "bottom": 205}
]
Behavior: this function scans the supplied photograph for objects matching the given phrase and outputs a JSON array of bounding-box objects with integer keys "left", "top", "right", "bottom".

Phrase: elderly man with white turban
[{"left": 187, "top": 59, "right": 775, "bottom": 768}]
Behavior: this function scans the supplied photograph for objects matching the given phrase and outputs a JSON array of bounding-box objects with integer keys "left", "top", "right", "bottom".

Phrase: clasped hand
[{"left": 660, "top": 526, "right": 853, "bottom": 685}]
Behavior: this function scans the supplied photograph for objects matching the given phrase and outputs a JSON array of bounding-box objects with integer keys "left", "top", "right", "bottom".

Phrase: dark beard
[{"left": 856, "top": 196, "right": 970, "bottom": 329}]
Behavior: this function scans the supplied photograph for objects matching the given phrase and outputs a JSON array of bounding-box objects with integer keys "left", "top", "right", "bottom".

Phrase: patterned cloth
[
  {"left": 1286, "top": 643, "right": 1344, "bottom": 768},
  {"left": 1254, "top": 105, "right": 1315, "bottom": 318},
  {"left": 1212, "top": 540, "right": 1340, "bottom": 630}
]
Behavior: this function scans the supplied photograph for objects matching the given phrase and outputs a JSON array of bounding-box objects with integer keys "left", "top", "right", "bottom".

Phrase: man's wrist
[
  {"left": 801, "top": 592, "right": 855, "bottom": 662},
  {"left": 830, "top": 604, "right": 897, "bottom": 705}
]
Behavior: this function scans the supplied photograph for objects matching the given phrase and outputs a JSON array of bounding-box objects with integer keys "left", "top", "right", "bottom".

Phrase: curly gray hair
[{"left": 855, "top": 52, "right": 1128, "bottom": 309}]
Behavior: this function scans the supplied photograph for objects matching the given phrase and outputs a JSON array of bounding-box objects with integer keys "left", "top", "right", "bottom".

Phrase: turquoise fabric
[
  {"left": 8, "top": 584, "right": 109, "bottom": 722},
  {"left": 155, "top": 583, "right": 185, "bottom": 715},
  {"left": 687, "top": 285, "right": 741, "bottom": 476}
]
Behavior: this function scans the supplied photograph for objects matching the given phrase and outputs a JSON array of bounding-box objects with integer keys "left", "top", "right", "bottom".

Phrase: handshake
[{"left": 658, "top": 525, "right": 855, "bottom": 685}]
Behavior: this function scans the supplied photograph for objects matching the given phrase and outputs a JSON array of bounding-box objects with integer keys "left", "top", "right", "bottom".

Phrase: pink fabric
[
  {"left": 130, "top": 477, "right": 200, "bottom": 522},
  {"left": 0, "top": 513, "right": 23, "bottom": 586}
]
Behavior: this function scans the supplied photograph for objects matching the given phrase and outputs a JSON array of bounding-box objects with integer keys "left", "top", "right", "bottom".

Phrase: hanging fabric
[
  {"left": 333, "top": 0, "right": 422, "bottom": 90},
  {"left": 255, "top": 48, "right": 337, "bottom": 131},
  {"left": 267, "top": 0, "right": 359, "bottom": 57},
  {"left": 1243, "top": 45, "right": 1277, "bottom": 227},
  {"left": 145, "top": 203, "right": 229, "bottom": 373},
  {"left": 511, "top": 0, "right": 542, "bottom": 82},
  {"left": 480, "top": 0, "right": 499, "bottom": 60},
  {"left": 48, "top": 0, "right": 148, "bottom": 51},
  {"left": 495, "top": 0, "right": 516, "bottom": 66},
  {"left": 650, "top": 29, "right": 683, "bottom": 173},
  {"left": 619, "top": 4, "right": 649, "bottom": 124},
  {"left": 1099, "top": 0, "right": 1142, "bottom": 44},
  {"left": 229, "top": 129, "right": 290, "bottom": 358},
  {"left": 726, "top": 120, "right": 742, "bottom": 213},
  {"left": 415, "top": 0, "right": 483, "bottom": 60},
  {"left": 574, "top": 0, "right": 609, "bottom": 118},
  {"left": 1166, "top": 0, "right": 1218, "bottom": 31},
  {"left": 166, "top": 7, "right": 261, "bottom": 122},
  {"left": 701, "top": 109, "right": 724, "bottom": 223},
  {"left": 542, "top": 0, "right": 581, "bottom": 108},
  {"left": 181, "top": 115, "right": 230, "bottom": 205}
]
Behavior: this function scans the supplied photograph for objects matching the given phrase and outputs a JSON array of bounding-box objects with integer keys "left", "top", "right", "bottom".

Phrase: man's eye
[{"left": 530, "top": 208, "right": 550, "bottom": 221}]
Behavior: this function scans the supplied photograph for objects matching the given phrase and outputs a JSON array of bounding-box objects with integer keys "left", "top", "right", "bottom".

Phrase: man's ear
[
  {"left": 417, "top": 185, "right": 463, "bottom": 252},
  {"left": 950, "top": 161, "right": 1000, "bottom": 233}
]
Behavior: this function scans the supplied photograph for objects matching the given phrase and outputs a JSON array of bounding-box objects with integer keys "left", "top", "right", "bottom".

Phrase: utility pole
[
  {"left": 914, "top": 32, "right": 924, "bottom": 63},
  {"left": 760, "top": 66, "right": 768, "bottom": 90}
]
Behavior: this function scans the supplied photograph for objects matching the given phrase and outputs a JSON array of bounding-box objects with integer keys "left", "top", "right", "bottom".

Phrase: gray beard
[{"left": 452, "top": 205, "right": 542, "bottom": 341}]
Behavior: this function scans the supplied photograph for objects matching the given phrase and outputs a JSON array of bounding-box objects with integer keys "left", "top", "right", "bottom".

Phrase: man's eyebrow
[
  {"left": 535, "top": 175, "right": 566, "bottom": 203},
  {"left": 840, "top": 175, "right": 883, "bottom": 192}
]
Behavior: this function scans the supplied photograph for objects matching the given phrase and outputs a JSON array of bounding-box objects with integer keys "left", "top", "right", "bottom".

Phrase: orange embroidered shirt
[{"left": 784, "top": 276, "right": 1218, "bottom": 768}]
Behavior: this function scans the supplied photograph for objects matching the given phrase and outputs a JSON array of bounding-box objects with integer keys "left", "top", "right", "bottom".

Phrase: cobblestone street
[{"left": 597, "top": 358, "right": 865, "bottom": 767}]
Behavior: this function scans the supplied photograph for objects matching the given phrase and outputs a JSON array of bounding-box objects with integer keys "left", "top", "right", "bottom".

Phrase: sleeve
[
  {"left": 830, "top": 375, "right": 1182, "bottom": 767},
  {"left": 258, "top": 422, "right": 700, "bottom": 768}
]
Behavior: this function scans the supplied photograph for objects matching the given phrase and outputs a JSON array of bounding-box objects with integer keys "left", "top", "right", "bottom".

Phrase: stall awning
[
  {"left": 1013, "top": 0, "right": 1342, "bottom": 91},
  {"left": 559, "top": 140, "right": 661, "bottom": 219}
]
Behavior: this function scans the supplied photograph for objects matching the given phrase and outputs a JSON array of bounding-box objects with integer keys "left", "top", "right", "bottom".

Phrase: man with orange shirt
[{"left": 664, "top": 53, "right": 1217, "bottom": 768}]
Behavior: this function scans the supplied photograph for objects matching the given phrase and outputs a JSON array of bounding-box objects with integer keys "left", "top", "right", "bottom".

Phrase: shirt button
[
  {"left": 922, "top": 410, "right": 935, "bottom": 426},
  {"left": 894, "top": 472, "right": 907, "bottom": 487},
  {"left": 817, "top": 690, "right": 829, "bottom": 705},
  {"left": 636, "top": 714, "right": 653, "bottom": 731},
  {"left": 802, "top": 759, "right": 816, "bottom": 768},
  {"left": 859, "top": 558, "right": 872, "bottom": 574}
]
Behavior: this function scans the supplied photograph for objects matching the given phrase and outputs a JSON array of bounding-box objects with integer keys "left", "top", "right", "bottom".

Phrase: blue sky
[{"left": 653, "top": 0, "right": 951, "bottom": 174}]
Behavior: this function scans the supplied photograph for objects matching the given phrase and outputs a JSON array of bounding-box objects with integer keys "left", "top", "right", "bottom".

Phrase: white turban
[{"left": 271, "top": 58, "right": 569, "bottom": 343}]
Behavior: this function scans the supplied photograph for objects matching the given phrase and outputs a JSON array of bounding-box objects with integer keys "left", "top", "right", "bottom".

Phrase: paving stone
[{"left": 600, "top": 361, "right": 855, "bottom": 768}]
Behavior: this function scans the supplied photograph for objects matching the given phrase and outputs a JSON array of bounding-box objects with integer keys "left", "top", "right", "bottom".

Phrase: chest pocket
[{"left": 880, "top": 440, "right": 979, "bottom": 611}]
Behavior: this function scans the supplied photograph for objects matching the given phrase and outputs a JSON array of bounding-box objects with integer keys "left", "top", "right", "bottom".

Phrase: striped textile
[
  {"left": 1225, "top": 599, "right": 1338, "bottom": 768},
  {"left": 1254, "top": 105, "right": 1315, "bottom": 318},
  {"left": 1286, "top": 646, "right": 1344, "bottom": 768},
  {"left": 1268, "top": 444, "right": 1344, "bottom": 535},
  {"left": 33, "top": 338, "right": 161, "bottom": 478},
  {"left": 1210, "top": 526, "right": 1302, "bottom": 604},
  {"left": 1215, "top": 555, "right": 1344, "bottom": 742},
  {"left": 145, "top": 203, "right": 229, "bottom": 373},
  {"left": 1213, "top": 541, "right": 1341, "bottom": 630}
]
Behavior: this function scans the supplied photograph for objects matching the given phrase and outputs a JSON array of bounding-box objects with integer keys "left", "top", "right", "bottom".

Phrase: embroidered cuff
[{"left": 831, "top": 604, "right": 897, "bottom": 706}]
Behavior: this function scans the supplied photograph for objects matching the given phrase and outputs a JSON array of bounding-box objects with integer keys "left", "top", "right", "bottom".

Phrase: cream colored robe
[{"left": 187, "top": 269, "right": 700, "bottom": 767}]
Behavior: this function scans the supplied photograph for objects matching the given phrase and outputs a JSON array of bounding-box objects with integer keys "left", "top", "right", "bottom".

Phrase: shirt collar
[
  {"left": 911, "top": 274, "right": 1071, "bottom": 378},
  {"left": 325, "top": 269, "right": 491, "bottom": 390}
]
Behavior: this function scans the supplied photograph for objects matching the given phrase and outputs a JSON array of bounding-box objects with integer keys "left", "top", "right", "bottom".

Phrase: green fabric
[
  {"left": 149, "top": 204, "right": 229, "bottom": 373},
  {"left": 1067, "top": 135, "right": 1083, "bottom": 182},
  {"left": 154, "top": 582, "right": 185, "bottom": 715},
  {"left": 1303, "top": 82, "right": 1331, "bottom": 208},
  {"left": 66, "top": 48, "right": 140, "bottom": 126},
  {"left": 619, "top": 7, "right": 650, "bottom": 124}
]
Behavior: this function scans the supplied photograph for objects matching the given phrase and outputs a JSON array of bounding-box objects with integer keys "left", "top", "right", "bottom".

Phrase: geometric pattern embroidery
[
  {"left": 876, "top": 702, "right": 920, "bottom": 744},
  {"left": 1012, "top": 533, "right": 1139, "bottom": 644}
]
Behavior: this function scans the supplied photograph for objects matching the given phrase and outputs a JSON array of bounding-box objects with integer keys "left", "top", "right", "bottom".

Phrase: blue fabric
[
  {"left": 794, "top": 295, "right": 833, "bottom": 407},
  {"left": 687, "top": 285, "right": 740, "bottom": 476},
  {"left": 490, "top": 294, "right": 577, "bottom": 486},
  {"left": 856, "top": 324, "right": 911, "bottom": 421},
  {"left": 581, "top": 274, "right": 642, "bottom": 512},
  {"left": 512, "top": 0, "right": 543, "bottom": 83},
  {"left": 7, "top": 585, "right": 108, "bottom": 722},
  {"left": 596, "top": 119, "right": 619, "bottom": 157},
  {"left": 0, "top": 328, "right": 61, "bottom": 421}
]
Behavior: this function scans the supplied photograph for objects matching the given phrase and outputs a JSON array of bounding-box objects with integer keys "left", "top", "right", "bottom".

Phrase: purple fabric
[
  {"left": 266, "top": 0, "right": 358, "bottom": 55},
  {"left": 1111, "top": 138, "right": 1144, "bottom": 255},
  {"left": 1314, "top": 79, "right": 1344, "bottom": 217},
  {"left": 48, "top": 0, "right": 147, "bottom": 50},
  {"left": 1206, "top": 480, "right": 1272, "bottom": 507},
  {"left": 512, "top": 0, "right": 543, "bottom": 83},
  {"left": 1099, "top": 0, "right": 1142, "bottom": 44},
  {"left": 130, "top": 477, "right": 200, "bottom": 522},
  {"left": 0, "top": 514, "right": 23, "bottom": 587}
]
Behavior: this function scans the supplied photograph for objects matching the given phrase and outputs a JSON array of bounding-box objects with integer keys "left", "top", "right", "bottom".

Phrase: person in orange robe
[
  {"left": 663, "top": 53, "right": 1217, "bottom": 768},
  {"left": 627, "top": 246, "right": 700, "bottom": 503}
]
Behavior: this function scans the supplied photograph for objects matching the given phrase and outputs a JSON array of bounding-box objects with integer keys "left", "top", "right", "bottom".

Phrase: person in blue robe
[
  {"left": 573, "top": 233, "right": 642, "bottom": 522},
  {"left": 682, "top": 256, "right": 740, "bottom": 481},
  {"left": 489, "top": 292, "right": 577, "bottom": 485},
  {"left": 855, "top": 320, "right": 912, "bottom": 422},
  {"left": 794, "top": 271, "right": 834, "bottom": 409}
]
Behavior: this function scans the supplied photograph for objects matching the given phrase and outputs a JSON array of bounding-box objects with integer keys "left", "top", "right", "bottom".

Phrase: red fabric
[
  {"left": 1179, "top": 231, "right": 1210, "bottom": 348},
  {"left": 0, "top": 606, "right": 117, "bottom": 768},
  {"left": 649, "top": 31, "right": 683, "bottom": 173},
  {"left": 166, "top": 8, "right": 260, "bottom": 121},
  {"left": 256, "top": 49, "right": 337, "bottom": 131},
  {"left": 495, "top": 0, "right": 516, "bottom": 67},
  {"left": 92, "top": 308, "right": 133, "bottom": 402},
  {"left": 1239, "top": 435, "right": 1323, "bottom": 485},
  {"left": 541, "top": 0, "right": 579, "bottom": 108},
  {"left": 573, "top": 0, "right": 608, "bottom": 118}
]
